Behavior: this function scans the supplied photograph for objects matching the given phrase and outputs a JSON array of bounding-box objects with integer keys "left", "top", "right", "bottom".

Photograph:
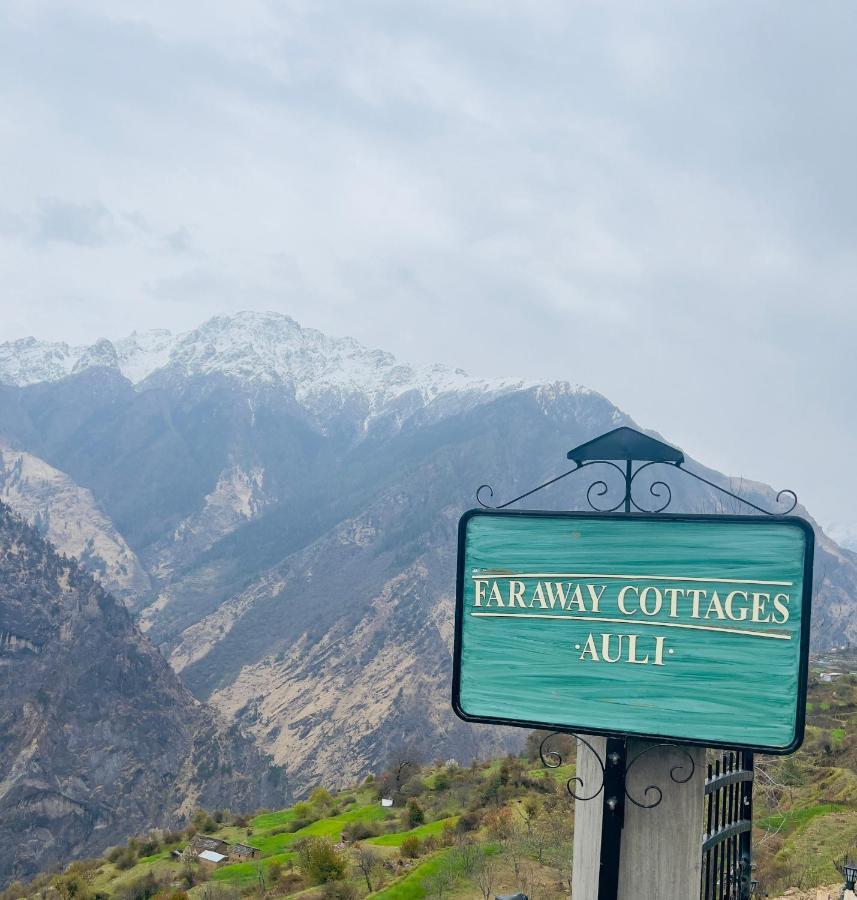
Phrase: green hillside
[{"left": 5, "top": 660, "right": 857, "bottom": 900}]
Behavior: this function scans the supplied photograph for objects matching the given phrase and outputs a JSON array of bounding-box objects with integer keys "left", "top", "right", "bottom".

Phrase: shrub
[
  {"left": 309, "top": 788, "right": 333, "bottom": 808},
  {"left": 342, "top": 820, "right": 380, "bottom": 842},
  {"left": 106, "top": 847, "right": 124, "bottom": 864},
  {"left": 191, "top": 810, "right": 216, "bottom": 834},
  {"left": 118, "top": 872, "right": 160, "bottom": 900},
  {"left": 286, "top": 818, "right": 312, "bottom": 833},
  {"left": 267, "top": 861, "right": 283, "bottom": 883},
  {"left": 321, "top": 882, "right": 356, "bottom": 900},
  {"left": 455, "top": 811, "right": 481, "bottom": 834},
  {"left": 139, "top": 833, "right": 160, "bottom": 857},
  {"left": 400, "top": 836, "right": 421, "bottom": 859},
  {"left": 114, "top": 848, "right": 138, "bottom": 871},
  {"left": 296, "top": 838, "right": 348, "bottom": 885},
  {"left": 433, "top": 771, "right": 450, "bottom": 791},
  {"left": 404, "top": 799, "right": 425, "bottom": 829}
]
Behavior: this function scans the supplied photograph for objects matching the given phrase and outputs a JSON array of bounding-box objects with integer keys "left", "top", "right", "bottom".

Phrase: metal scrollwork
[
  {"left": 475, "top": 458, "right": 797, "bottom": 517},
  {"left": 539, "top": 732, "right": 606, "bottom": 802},
  {"left": 581, "top": 461, "right": 627, "bottom": 513},
  {"left": 627, "top": 460, "right": 675, "bottom": 513},
  {"left": 476, "top": 466, "right": 581, "bottom": 510},
  {"left": 623, "top": 743, "right": 696, "bottom": 809}
]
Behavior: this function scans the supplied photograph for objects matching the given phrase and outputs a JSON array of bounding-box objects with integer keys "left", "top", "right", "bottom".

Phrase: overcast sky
[{"left": 1, "top": 1, "right": 855, "bottom": 537}]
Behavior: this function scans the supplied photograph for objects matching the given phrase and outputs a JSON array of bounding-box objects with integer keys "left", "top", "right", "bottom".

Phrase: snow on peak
[{"left": 0, "top": 311, "right": 548, "bottom": 419}]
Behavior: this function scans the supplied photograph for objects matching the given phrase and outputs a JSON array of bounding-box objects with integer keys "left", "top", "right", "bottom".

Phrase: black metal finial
[{"left": 567, "top": 426, "right": 684, "bottom": 464}]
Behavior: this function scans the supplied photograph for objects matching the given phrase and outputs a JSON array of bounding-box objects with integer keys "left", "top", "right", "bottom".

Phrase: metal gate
[{"left": 702, "top": 750, "right": 754, "bottom": 900}]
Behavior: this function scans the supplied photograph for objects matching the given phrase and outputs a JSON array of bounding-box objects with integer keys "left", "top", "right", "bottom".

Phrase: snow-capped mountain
[
  {"left": 1, "top": 309, "right": 855, "bottom": 807},
  {"left": 0, "top": 312, "right": 541, "bottom": 428}
]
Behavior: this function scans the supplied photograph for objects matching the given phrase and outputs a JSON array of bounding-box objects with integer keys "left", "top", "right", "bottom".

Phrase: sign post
[{"left": 452, "top": 427, "right": 814, "bottom": 900}]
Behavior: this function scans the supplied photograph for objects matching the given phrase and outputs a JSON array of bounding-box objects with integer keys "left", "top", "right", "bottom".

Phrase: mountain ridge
[
  {"left": 0, "top": 310, "right": 855, "bottom": 802},
  {"left": 0, "top": 312, "right": 550, "bottom": 430}
]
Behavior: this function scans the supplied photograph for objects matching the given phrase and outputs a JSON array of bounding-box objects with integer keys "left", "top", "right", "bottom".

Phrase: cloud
[
  {"left": 34, "top": 199, "right": 114, "bottom": 246},
  {"left": 0, "top": 0, "right": 856, "bottom": 528}
]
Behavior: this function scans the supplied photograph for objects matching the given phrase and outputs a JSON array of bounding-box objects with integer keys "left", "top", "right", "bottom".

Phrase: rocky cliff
[{"left": 0, "top": 502, "right": 285, "bottom": 886}]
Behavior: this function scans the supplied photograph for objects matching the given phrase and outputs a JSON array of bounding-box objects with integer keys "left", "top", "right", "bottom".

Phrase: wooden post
[{"left": 572, "top": 737, "right": 706, "bottom": 899}]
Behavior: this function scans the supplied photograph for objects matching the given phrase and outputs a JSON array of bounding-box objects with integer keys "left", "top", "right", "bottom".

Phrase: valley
[{"left": 4, "top": 663, "right": 857, "bottom": 900}]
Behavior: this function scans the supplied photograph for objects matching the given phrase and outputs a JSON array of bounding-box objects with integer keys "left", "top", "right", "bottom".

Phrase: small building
[
  {"left": 188, "top": 836, "right": 229, "bottom": 855},
  {"left": 381, "top": 798, "right": 393, "bottom": 807},
  {"left": 228, "top": 843, "right": 260, "bottom": 861},
  {"left": 198, "top": 850, "right": 227, "bottom": 868},
  {"left": 820, "top": 671, "right": 845, "bottom": 683}
]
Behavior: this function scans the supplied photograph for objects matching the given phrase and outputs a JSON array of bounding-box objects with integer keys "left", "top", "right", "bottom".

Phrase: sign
[{"left": 452, "top": 510, "right": 814, "bottom": 753}]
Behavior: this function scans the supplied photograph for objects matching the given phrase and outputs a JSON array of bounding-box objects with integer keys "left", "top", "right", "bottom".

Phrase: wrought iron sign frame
[{"left": 456, "top": 426, "right": 812, "bottom": 900}]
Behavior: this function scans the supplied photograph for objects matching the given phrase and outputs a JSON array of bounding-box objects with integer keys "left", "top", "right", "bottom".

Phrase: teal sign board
[{"left": 453, "top": 510, "right": 814, "bottom": 753}]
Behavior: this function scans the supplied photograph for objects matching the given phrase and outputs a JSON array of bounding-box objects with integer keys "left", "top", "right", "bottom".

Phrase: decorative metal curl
[
  {"left": 476, "top": 465, "right": 582, "bottom": 510},
  {"left": 539, "top": 731, "right": 606, "bottom": 802},
  {"left": 628, "top": 460, "right": 675, "bottom": 513},
  {"left": 623, "top": 743, "right": 696, "bottom": 809},
  {"left": 475, "top": 459, "right": 797, "bottom": 517}
]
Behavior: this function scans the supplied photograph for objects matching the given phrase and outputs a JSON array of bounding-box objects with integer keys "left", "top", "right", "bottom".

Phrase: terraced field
[{"left": 7, "top": 661, "right": 857, "bottom": 900}]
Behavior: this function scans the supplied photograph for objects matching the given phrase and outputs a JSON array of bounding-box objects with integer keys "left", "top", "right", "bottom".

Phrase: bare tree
[
  {"left": 423, "top": 865, "right": 453, "bottom": 900},
  {"left": 472, "top": 851, "right": 496, "bottom": 900},
  {"left": 513, "top": 798, "right": 539, "bottom": 839},
  {"left": 355, "top": 847, "right": 381, "bottom": 893}
]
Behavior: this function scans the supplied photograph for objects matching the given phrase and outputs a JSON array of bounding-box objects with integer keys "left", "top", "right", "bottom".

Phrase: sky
[{"left": 0, "top": 1, "right": 855, "bottom": 538}]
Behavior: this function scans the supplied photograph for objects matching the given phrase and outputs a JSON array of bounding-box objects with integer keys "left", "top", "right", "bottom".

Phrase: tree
[
  {"left": 380, "top": 742, "right": 423, "bottom": 801},
  {"left": 524, "top": 730, "right": 575, "bottom": 764},
  {"left": 296, "top": 838, "right": 348, "bottom": 885},
  {"left": 405, "top": 798, "right": 425, "bottom": 828},
  {"left": 472, "top": 851, "right": 496, "bottom": 900},
  {"left": 355, "top": 847, "right": 381, "bottom": 892},
  {"left": 514, "top": 798, "right": 540, "bottom": 838},
  {"left": 423, "top": 865, "right": 453, "bottom": 900},
  {"left": 309, "top": 787, "right": 333, "bottom": 809},
  {"left": 483, "top": 807, "right": 514, "bottom": 845},
  {"left": 267, "top": 860, "right": 283, "bottom": 884}
]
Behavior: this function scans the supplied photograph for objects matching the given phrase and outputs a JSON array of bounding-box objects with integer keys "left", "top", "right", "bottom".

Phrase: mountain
[
  {"left": 0, "top": 445, "right": 149, "bottom": 603},
  {"left": 0, "top": 311, "right": 855, "bottom": 800},
  {"left": 0, "top": 502, "right": 285, "bottom": 886}
]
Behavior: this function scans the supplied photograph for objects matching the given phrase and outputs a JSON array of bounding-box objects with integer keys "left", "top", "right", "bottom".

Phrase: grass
[
  {"left": 212, "top": 851, "right": 297, "bottom": 885},
  {"left": 253, "top": 804, "right": 391, "bottom": 855},
  {"left": 252, "top": 809, "right": 299, "bottom": 829},
  {"left": 832, "top": 727, "right": 846, "bottom": 747},
  {"left": 368, "top": 817, "right": 458, "bottom": 846},
  {"left": 370, "top": 850, "right": 452, "bottom": 900},
  {"left": 756, "top": 802, "right": 847, "bottom": 833},
  {"left": 528, "top": 762, "right": 575, "bottom": 785},
  {"left": 136, "top": 849, "right": 173, "bottom": 864},
  {"left": 774, "top": 811, "right": 857, "bottom": 885}
]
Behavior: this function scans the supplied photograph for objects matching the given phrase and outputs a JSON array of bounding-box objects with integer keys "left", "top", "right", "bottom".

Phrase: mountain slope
[
  {"left": 0, "top": 502, "right": 285, "bottom": 886},
  {"left": 0, "top": 445, "right": 149, "bottom": 602},
  {"left": 1, "top": 312, "right": 855, "bottom": 799}
]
